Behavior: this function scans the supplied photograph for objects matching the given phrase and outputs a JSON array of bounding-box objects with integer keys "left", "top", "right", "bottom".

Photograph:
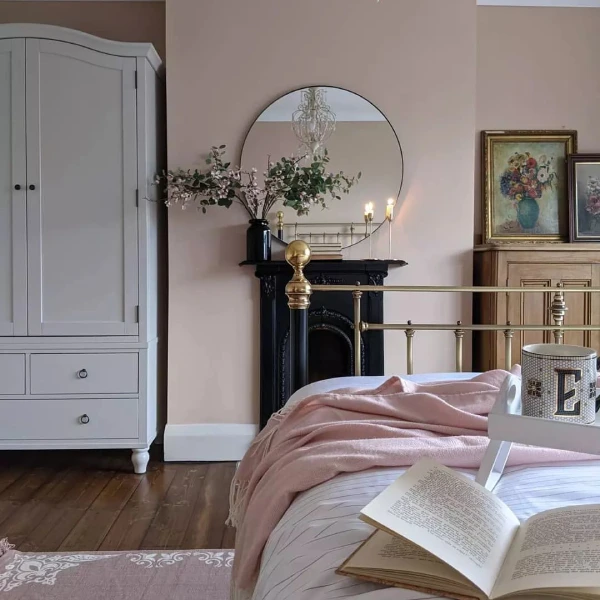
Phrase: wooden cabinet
[
  {"left": 474, "top": 245, "right": 600, "bottom": 371},
  {"left": 0, "top": 25, "right": 165, "bottom": 473}
]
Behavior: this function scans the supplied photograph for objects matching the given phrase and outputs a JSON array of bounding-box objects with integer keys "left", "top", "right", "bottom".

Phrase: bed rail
[{"left": 284, "top": 240, "right": 600, "bottom": 395}]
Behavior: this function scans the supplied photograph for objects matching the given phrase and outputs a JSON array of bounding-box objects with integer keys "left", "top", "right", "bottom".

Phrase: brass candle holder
[
  {"left": 386, "top": 198, "right": 396, "bottom": 259},
  {"left": 364, "top": 202, "right": 374, "bottom": 259},
  {"left": 276, "top": 211, "right": 284, "bottom": 241}
]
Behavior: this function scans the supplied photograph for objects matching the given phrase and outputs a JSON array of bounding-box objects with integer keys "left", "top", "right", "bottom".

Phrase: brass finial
[
  {"left": 550, "top": 283, "right": 567, "bottom": 344},
  {"left": 277, "top": 211, "right": 284, "bottom": 227},
  {"left": 285, "top": 240, "right": 312, "bottom": 310}
]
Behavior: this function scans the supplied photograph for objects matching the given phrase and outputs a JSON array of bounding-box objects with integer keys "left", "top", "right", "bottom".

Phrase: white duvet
[{"left": 250, "top": 375, "right": 600, "bottom": 600}]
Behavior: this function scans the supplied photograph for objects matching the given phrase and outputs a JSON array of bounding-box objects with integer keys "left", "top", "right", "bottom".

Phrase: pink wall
[
  {"left": 0, "top": 2, "right": 166, "bottom": 58},
  {"left": 166, "top": 0, "right": 477, "bottom": 426},
  {"left": 475, "top": 6, "right": 600, "bottom": 239}
]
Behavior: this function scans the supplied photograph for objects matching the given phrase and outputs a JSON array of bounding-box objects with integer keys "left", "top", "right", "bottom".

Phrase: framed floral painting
[
  {"left": 482, "top": 130, "right": 577, "bottom": 243},
  {"left": 568, "top": 154, "right": 600, "bottom": 242}
]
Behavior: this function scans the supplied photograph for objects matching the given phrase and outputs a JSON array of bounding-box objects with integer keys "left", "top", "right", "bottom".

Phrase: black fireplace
[{"left": 244, "top": 259, "right": 407, "bottom": 428}]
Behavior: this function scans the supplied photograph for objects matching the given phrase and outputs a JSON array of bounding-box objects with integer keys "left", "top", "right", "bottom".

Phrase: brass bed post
[
  {"left": 454, "top": 321, "right": 464, "bottom": 373},
  {"left": 550, "top": 283, "right": 567, "bottom": 344},
  {"left": 405, "top": 321, "right": 415, "bottom": 375},
  {"left": 353, "top": 283, "right": 362, "bottom": 376},
  {"left": 285, "top": 240, "right": 312, "bottom": 395}
]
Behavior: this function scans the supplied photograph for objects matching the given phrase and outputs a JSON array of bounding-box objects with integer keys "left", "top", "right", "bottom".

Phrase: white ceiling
[{"left": 257, "top": 88, "right": 386, "bottom": 123}]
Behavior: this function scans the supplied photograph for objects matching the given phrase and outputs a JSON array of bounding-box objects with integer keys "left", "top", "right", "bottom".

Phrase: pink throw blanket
[{"left": 230, "top": 370, "right": 596, "bottom": 592}]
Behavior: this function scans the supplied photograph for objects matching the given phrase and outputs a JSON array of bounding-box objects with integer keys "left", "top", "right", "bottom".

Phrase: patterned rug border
[
  {"left": 0, "top": 539, "right": 13, "bottom": 560},
  {"left": 0, "top": 539, "right": 234, "bottom": 598}
]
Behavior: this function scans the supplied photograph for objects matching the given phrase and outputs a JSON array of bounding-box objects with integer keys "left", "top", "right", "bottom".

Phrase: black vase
[{"left": 246, "top": 219, "right": 271, "bottom": 262}]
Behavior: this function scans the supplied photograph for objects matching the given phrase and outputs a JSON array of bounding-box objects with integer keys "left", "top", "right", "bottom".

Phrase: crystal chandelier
[{"left": 291, "top": 87, "right": 336, "bottom": 160}]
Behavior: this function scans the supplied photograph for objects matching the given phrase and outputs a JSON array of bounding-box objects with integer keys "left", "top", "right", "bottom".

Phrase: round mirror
[{"left": 241, "top": 86, "right": 403, "bottom": 251}]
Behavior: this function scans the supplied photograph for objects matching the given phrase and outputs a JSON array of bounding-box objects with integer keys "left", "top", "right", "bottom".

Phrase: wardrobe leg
[{"left": 131, "top": 447, "right": 150, "bottom": 474}]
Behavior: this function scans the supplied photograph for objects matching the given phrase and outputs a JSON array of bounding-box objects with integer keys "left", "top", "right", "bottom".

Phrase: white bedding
[
  {"left": 250, "top": 374, "right": 600, "bottom": 600},
  {"left": 285, "top": 373, "right": 479, "bottom": 406}
]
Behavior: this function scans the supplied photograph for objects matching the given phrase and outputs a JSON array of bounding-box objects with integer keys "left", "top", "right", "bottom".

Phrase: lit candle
[
  {"left": 364, "top": 202, "right": 373, "bottom": 219},
  {"left": 386, "top": 197, "right": 395, "bottom": 221}
]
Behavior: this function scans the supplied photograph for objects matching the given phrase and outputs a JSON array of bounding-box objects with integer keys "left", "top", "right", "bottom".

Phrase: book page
[
  {"left": 492, "top": 504, "right": 600, "bottom": 598},
  {"left": 342, "top": 529, "right": 475, "bottom": 585},
  {"left": 360, "top": 459, "right": 520, "bottom": 597}
]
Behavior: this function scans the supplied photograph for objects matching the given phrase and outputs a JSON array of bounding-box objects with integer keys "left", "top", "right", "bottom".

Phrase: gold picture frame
[{"left": 482, "top": 130, "right": 577, "bottom": 244}]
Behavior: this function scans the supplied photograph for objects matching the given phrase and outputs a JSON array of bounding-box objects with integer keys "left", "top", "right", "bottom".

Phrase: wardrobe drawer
[
  {"left": 30, "top": 353, "right": 138, "bottom": 395},
  {"left": 0, "top": 398, "right": 138, "bottom": 440},
  {"left": 0, "top": 354, "right": 26, "bottom": 395}
]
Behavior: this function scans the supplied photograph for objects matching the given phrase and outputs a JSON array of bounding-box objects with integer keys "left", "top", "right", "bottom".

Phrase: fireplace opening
[
  {"left": 308, "top": 327, "right": 352, "bottom": 384},
  {"left": 280, "top": 308, "right": 366, "bottom": 404}
]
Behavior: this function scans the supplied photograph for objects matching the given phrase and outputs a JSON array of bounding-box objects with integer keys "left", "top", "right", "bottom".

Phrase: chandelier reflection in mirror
[{"left": 291, "top": 88, "right": 336, "bottom": 160}]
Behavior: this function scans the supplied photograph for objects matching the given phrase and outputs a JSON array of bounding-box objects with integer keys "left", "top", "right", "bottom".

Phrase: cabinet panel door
[
  {"left": 0, "top": 39, "right": 27, "bottom": 336},
  {"left": 505, "top": 261, "right": 599, "bottom": 364},
  {"left": 26, "top": 39, "right": 138, "bottom": 336}
]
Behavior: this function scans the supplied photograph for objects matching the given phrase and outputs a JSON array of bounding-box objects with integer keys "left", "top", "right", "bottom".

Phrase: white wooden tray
[{"left": 476, "top": 374, "right": 600, "bottom": 491}]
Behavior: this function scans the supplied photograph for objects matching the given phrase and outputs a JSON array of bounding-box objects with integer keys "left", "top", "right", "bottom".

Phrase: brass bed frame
[{"left": 283, "top": 240, "right": 600, "bottom": 395}]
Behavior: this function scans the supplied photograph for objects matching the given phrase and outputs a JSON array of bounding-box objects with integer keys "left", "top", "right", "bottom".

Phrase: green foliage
[
  {"left": 155, "top": 145, "right": 360, "bottom": 219},
  {"left": 268, "top": 150, "right": 360, "bottom": 216}
]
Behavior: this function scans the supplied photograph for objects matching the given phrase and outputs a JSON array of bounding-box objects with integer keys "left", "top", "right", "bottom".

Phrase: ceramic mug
[{"left": 521, "top": 343, "right": 598, "bottom": 424}]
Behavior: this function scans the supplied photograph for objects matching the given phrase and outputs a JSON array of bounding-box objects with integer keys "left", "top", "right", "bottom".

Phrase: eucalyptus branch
[{"left": 154, "top": 145, "right": 361, "bottom": 219}]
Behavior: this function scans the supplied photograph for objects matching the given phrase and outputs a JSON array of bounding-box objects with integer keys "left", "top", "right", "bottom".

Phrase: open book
[{"left": 337, "top": 459, "right": 600, "bottom": 600}]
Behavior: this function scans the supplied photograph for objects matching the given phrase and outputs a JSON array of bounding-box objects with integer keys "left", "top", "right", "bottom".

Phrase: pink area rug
[{"left": 0, "top": 540, "right": 233, "bottom": 599}]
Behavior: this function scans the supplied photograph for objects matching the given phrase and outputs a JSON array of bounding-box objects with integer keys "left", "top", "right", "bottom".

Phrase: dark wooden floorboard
[
  {"left": 0, "top": 450, "right": 237, "bottom": 552},
  {"left": 20, "top": 507, "right": 87, "bottom": 552},
  {"left": 99, "top": 464, "right": 178, "bottom": 551},
  {"left": 58, "top": 508, "right": 124, "bottom": 552},
  {"left": 0, "top": 465, "right": 28, "bottom": 495},
  {"left": 183, "top": 462, "right": 238, "bottom": 549},
  {"left": 0, "top": 501, "right": 20, "bottom": 531},
  {"left": 0, "top": 466, "right": 58, "bottom": 502},
  {"left": 140, "top": 463, "right": 209, "bottom": 550},
  {"left": 221, "top": 523, "right": 237, "bottom": 549}
]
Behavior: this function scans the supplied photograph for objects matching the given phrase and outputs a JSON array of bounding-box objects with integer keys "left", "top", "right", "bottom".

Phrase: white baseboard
[{"left": 164, "top": 423, "right": 259, "bottom": 462}]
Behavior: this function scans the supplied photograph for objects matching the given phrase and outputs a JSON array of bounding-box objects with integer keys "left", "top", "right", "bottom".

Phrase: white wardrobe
[{"left": 0, "top": 24, "right": 165, "bottom": 473}]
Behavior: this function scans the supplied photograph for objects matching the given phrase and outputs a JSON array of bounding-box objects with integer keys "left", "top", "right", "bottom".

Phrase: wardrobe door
[
  {"left": 0, "top": 39, "right": 27, "bottom": 336},
  {"left": 26, "top": 39, "right": 139, "bottom": 336}
]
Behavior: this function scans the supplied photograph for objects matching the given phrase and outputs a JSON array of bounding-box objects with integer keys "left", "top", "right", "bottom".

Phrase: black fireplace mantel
[{"left": 243, "top": 259, "right": 407, "bottom": 428}]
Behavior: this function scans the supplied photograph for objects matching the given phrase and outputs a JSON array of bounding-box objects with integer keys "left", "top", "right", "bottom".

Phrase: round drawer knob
[
  {"left": 77, "top": 369, "right": 88, "bottom": 379},
  {"left": 14, "top": 184, "right": 21, "bottom": 191},
  {"left": 29, "top": 184, "right": 36, "bottom": 191},
  {"left": 80, "top": 414, "right": 90, "bottom": 425}
]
